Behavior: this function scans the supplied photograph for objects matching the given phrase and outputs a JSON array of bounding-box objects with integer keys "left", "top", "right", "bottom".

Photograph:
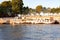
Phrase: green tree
[
  {"left": 12, "top": 0, "right": 23, "bottom": 14},
  {"left": 51, "top": 8, "right": 56, "bottom": 13},
  {"left": 0, "top": 1, "right": 12, "bottom": 17},
  {"left": 1, "top": 1, "right": 11, "bottom": 8},
  {"left": 29, "top": 8, "right": 36, "bottom": 13},
  {"left": 22, "top": 7, "right": 29, "bottom": 14},
  {"left": 55, "top": 8, "right": 60, "bottom": 13}
]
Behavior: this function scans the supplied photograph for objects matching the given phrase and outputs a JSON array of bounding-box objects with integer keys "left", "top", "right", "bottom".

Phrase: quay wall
[{"left": 0, "top": 16, "right": 60, "bottom": 24}]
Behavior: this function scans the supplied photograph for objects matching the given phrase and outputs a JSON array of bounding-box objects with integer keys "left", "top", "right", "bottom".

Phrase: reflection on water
[{"left": 0, "top": 24, "right": 60, "bottom": 40}]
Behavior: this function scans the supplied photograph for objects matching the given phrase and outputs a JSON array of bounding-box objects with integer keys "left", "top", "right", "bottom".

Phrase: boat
[{"left": 51, "top": 20, "right": 59, "bottom": 24}]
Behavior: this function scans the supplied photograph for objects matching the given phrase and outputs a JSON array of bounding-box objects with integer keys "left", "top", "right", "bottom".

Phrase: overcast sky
[{"left": 0, "top": 0, "right": 60, "bottom": 9}]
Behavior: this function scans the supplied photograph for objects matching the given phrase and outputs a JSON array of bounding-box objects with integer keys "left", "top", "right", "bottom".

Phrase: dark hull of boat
[{"left": 51, "top": 20, "right": 59, "bottom": 24}]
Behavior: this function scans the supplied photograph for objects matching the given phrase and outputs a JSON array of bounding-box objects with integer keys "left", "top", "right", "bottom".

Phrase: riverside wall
[{"left": 0, "top": 16, "right": 60, "bottom": 24}]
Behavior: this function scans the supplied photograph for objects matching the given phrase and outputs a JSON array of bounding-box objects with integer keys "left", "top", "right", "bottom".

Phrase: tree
[
  {"left": 0, "top": 1, "right": 12, "bottom": 17},
  {"left": 29, "top": 8, "right": 36, "bottom": 13},
  {"left": 55, "top": 8, "right": 60, "bottom": 13},
  {"left": 1, "top": 1, "right": 11, "bottom": 8},
  {"left": 12, "top": 0, "right": 23, "bottom": 14},
  {"left": 22, "top": 7, "right": 29, "bottom": 14},
  {"left": 42, "top": 7, "right": 47, "bottom": 13},
  {"left": 36, "top": 5, "right": 42, "bottom": 13},
  {"left": 51, "top": 8, "right": 56, "bottom": 13}
]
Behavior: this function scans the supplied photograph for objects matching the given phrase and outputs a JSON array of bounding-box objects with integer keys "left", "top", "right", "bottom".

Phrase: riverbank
[{"left": 0, "top": 15, "right": 60, "bottom": 25}]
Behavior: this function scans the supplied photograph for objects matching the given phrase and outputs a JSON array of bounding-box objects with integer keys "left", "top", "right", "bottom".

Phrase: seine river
[{"left": 0, "top": 24, "right": 60, "bottom": 40}]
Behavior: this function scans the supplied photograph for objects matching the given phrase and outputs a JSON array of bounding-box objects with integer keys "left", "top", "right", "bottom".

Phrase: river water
[{"left": 0, "top": 24, "right": 60, "bottom": 40}]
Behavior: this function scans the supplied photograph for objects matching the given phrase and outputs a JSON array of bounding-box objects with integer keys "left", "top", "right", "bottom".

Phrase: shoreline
[
  {"left": 0, "top": 15, "right": 60, "bottom": 25},
  {"left": 0, "top": 16, "right": 60, "bottom": 25}
]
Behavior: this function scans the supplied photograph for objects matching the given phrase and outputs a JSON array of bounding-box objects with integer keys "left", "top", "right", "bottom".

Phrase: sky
[
  {"left": 0, "top": 0, "right": 60, "bottom": 9},
  {"left": 0, "top": 0, "right": 9, "bottom": 3}
]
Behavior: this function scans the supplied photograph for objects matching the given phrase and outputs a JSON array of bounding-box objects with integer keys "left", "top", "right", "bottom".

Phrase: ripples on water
[{"left": 0, "top": 24, "right": 60, "bottom": 40}]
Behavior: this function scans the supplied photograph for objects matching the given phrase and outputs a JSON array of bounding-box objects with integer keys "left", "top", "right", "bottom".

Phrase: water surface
[{"left": 0, "top": 24, "right": 60, "bottom": 40}]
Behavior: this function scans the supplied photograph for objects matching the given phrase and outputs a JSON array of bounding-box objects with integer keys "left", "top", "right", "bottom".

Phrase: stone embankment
[{"left": 0, "top": 16, "right": 60, "bottom": 25}]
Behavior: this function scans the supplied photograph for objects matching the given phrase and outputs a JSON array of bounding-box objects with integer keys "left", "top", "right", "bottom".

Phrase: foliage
[
  {"left": 36, "top": 5, "right": 42, "bottom": 13},
  {"left": 1, "top": 1, "right": 11, "bottom": 8},
  {"left": 22, "top": 7, "right": 29, "bottom": 14},
  {"left": 12, "top": 0, "right": 23, "bottom": 14},
  {"left": 0, "top": 1, "right": 12, "bottom": 17},
  {"left": 51, "top": 8, "right": 60, "bottom": 13},
  {"left": 29, "top": 8, "right": 36, "bottom": 13},
  {"left": 0, "top": 0, "right": 60, "bottom": 17}
]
